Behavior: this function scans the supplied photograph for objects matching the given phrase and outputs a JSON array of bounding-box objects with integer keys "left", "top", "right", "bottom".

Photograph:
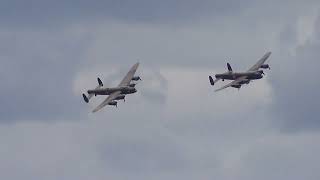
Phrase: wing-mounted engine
[
  {"left": 257, "top": 70, "right": 265, "bottom": 75},
  {"left": 114, "top": 94, "right": 126, "bottom": 102},
  {"left": 132, "top": 76, "right": 141, "bottom": 81},
  {"left": 231, "top": 84, "right": 241, "bottom": 89},
  {"left": 260, "top": 64, "right": 270, "bottom": 69},
  {"left": 129, "top": 83, "right": 136, "bottom": 88},
  {"left": 239, "top": 79, "right": 250, "bottom": 85},
  {"left": 108, "top": 101, "right": 118, "bottom": 107}
]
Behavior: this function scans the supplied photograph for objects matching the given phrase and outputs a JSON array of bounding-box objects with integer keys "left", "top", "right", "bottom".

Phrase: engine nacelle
[
  {"left": 129, "top": 83, "right": 136, "bottom": 87},
  {"left": 108, "top": 101, "right": 118, "bottom": 107},
  {"left": 231, "top": 84, "right": 241, "bottom": 89},
  {"left": 260, "top": 64, "right": 270, "bottom": 69},
  {"left": 121, "top": 87, "right": 137, "bottom": 94},
  {"left": 114, "top": 95, "right": 125, "bottom": 101},
  {"left": 257, "top": 70, "right": 264, "bottom": 74},
  {"left": 132, "top": 76, "right": 141, "bottom": 81},
  {"left": 240, "top": 79, "right": 250, "bottom": 84}
]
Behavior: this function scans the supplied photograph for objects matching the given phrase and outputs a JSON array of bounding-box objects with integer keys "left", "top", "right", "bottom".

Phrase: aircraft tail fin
[
  {"left": 82, "top": 77, "right": 103, "bottom": 103},
  {"left": 97, "top": 77, "right": 103, "bottom": 86},
  {"left": 209, "top": 76, "right": 215, "bottom": 86},
  {"left": 227, "top": 63, "right": 233, "bottom": 72},
  {"left": 83, "top": 94, "right": 89, "bottom": 103}
]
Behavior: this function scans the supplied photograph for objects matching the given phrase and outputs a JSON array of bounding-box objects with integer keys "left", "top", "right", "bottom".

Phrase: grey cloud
[
  {"left": 0, "top": 0, "right": 320, "bottom": 180},
  {"left": 0, "top": 30, "right": 92, "bottom": 122},
  {"left": 138, "top": 68, "right": 168, "bottom": 105},
  {"left": 99, "top": 136, "right": 186, "bottom": 173},
  {"left": 234, "top": 133, "right": 320, "bottom": 180},
  {"left": 0, "top": 0, "right": 255, "bottom": 27},
  {"left": 271, "top": 14, "right": 320, "bottom": 132}
]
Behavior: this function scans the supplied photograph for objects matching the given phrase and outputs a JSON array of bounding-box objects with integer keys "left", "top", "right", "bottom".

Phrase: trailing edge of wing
[
  {"left": 214, "top": 77, "right": 247, "bottom": 92},
  {"left": 214, "top": 83, "right": 233, "bottom": 92},
  {"left": 92, "top": 91, "right": 121, "bottom": 113}
]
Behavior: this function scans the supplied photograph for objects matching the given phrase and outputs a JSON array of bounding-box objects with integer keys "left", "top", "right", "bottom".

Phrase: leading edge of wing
[
  {"left": 118, "top": 62, "right": 140, "bottom": 87},
  {"left": 92, "top": 91, "right": 121, "bottom": 113},
  {"left": 248, "top": 51, "right": 272, "bottom": 71}
]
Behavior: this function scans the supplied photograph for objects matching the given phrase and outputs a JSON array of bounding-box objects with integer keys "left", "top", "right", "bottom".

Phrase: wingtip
[{"left": 92, "top": 107, "right": 101, "bottom": 113}]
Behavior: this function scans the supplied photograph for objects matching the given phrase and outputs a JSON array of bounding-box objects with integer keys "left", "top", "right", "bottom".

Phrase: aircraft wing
[
  {"left": 92, "top": 91, "right": 121, "bottom": 113},
  {"left": 118, "top": 62, "right": 140, "bottom": 87},
  {"left": 247, "top": 52, "right": 272, "bottom": 71},
  {"left": 215, "top": 76, "right": 247, "bottom": 92}
]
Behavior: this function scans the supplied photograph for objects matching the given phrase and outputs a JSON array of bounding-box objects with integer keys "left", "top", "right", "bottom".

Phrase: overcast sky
[{"left": 1, "top": 0, "right": 320, "bottom": 180}]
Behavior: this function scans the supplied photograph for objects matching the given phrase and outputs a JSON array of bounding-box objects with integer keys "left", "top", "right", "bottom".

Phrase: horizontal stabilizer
[{"left": 209, "top": 76, "right": 215, "bottom": 86}]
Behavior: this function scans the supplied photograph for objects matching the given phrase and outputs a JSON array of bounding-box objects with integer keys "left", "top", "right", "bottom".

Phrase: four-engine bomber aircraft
[
  {"left": 82, "top": 63, "right": 141, "bottom": 112},
  {"left": 209, "top": 52, "right": 271, "bottom": 92}
]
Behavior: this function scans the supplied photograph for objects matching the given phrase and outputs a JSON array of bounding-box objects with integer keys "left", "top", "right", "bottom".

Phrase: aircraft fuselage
[
  {"left": 215, "top": 71, "right": 263, "bottom": 80},
  {"left": 87, "top": 87, "right": 137, "bottom": 95}
]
